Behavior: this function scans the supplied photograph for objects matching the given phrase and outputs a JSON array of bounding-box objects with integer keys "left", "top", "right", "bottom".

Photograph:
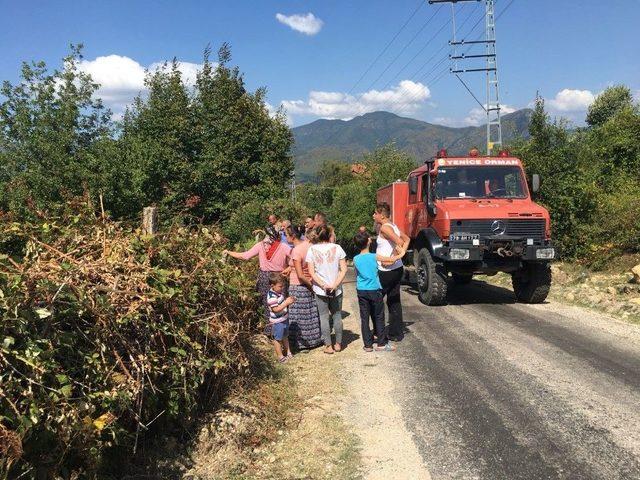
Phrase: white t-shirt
[
  {"left": 376, "top": 222, "right": 403, "bottom": 272},
  {"left": 305, "top": 243, "right": 347, "bottom": 297}
]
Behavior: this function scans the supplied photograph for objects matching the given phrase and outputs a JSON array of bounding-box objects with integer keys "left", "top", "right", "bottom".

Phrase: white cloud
[
  {"left": 78, "top": 55, "right": 146, "bottom": 111},
  {"left": 433, "top": 104, "right": 516, "bottom": 128},
  {"left": 275, "top": 13, "right": 323, "bottom": 35},
  {"left": 464, "top": 104, "right": 516, "bottom": 126},
  {"left": 148, "top": 61, "right": 202, "bottom": 86},
  {"left": 281, "top": 80, "right": 431, "bottom": 120},
  {"left": 547, "top": 88, "right": 595, "bottom": 112},
  {"left": 77, "top": 55, "right": 207, "bottom": 117},
  {"left": 432, "top": 116, "right": 458, "bottom": 127}
]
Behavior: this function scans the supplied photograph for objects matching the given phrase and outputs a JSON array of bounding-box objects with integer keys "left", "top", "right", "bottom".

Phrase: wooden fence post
[{"left": 142, "top": 206, "right": 158, "bottom": 235}]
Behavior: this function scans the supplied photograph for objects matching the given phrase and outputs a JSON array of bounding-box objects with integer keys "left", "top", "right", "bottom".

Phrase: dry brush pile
[{"left": 0, "top": 200, "right": 261, "bottom": 478}]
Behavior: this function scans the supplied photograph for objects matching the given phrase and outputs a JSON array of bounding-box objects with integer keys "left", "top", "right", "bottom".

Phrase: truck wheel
[
  {"left": 512, "top": 262, "right": 551, "bottom": 303},
  {"left": 415, "top": 248, "right": 448, "bottom": 305},
  {"left": 452, "top": 273, "right": 473, "bottom": 285}
]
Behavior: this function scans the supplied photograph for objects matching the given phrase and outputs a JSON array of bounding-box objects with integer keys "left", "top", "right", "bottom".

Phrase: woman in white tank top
[
  {"left": 376, "top": 222, "right": 404, "bottom": 272},
  {"left": 373, "top": 203, "right": 409, "bottom": 342}
]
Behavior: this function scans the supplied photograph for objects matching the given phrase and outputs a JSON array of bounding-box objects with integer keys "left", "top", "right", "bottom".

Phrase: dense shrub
[
  {"left": 511, "top": 91, "right": 640, "bottom": 261},
  {"left": 0, "top": 200, "right": 260, "bottom": 478},
  {"left": 583, "top": 177, "right": 640, "bottom": 269}
]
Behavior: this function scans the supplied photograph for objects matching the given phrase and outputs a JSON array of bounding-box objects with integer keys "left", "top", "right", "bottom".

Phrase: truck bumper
[{"left": 432, "top": 240, "right": 555, "bottom": 271}]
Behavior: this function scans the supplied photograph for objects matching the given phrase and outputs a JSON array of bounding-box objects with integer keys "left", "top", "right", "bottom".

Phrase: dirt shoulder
[
  {"left": 334, "top": 282, "right": 431, "bottom": 480},
  {"left": 484, "top": 261, "right": 640, "bottom": 324},
  {"left": 182, "top": 279, "right": 431, "bottom": 479}
]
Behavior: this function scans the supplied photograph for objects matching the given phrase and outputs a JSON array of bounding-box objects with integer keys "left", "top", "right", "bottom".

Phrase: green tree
[
  {"left": 512, "top": 97, "right": 598, "bottom": 257},
  {"left": 317, "top": 160, "right": 352, "bottom": 188},
  {"left": 192, "top": 44, "right": 293, "bottom": 221},
  {"left": 586, "top": 85, "right": 633, "bottom": 127},
  {"left": 116, "top": 59, "right": 193, "bottom": 218},
  {"left": 0, "top": 45, "right": 113, "bottom": 216},
  {"left": 329, "top": 144, "right": 416, "bottom": 244},
  {"left": 113, "top": 44, "right": 294, "bottom": 223},
  {"left": 587, "top": 103, "right": 640, "bottom": 180}
]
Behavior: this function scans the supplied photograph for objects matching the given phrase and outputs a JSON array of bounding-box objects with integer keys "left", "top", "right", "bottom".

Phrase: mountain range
[{"left": 292, "top": 109, "right": 533, "bottom": 181}]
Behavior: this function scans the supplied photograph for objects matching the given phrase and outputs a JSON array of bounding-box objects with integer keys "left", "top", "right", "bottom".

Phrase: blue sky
[{"left": 1, "top": 0, "right": 639, "bottom": 127}]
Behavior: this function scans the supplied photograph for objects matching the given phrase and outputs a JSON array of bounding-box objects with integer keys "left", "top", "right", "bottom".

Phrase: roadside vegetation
[
  {"left": 0, "top": 44, "right": 299, "bottom": 478},
  {"left": 511, "top": 87, "right": 640, "bottom": 266}
]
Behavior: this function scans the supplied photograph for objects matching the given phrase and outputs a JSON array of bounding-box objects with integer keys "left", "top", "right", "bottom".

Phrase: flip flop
[
  {"left": 363, "top": 346, "right": 373, "bottom": 352},
  {"left": 375, "top": 344, "right": 396, "bottom": 352},
  {"left": 323, "top": 346, "right": 334, "bottom": 355}
]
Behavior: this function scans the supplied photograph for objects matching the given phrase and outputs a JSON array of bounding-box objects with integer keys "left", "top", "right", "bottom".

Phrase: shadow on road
[
  {"left": 404, "top": 279, "right": 519, "bottom": 306},
  {"left": 339, "top": 328, "right": 360, "bottom": 351}
]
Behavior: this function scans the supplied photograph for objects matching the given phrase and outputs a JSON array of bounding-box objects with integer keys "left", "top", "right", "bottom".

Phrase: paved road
[{"left": 392, "top": 278, "right": 640, "bottom": 480}]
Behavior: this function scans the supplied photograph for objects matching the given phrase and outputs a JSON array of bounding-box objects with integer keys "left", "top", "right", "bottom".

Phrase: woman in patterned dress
[{"left": 285, "top": 224, "right": 322, "bottom": 350}]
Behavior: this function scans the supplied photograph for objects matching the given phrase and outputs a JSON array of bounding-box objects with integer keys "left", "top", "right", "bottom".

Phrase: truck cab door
[{"left": 423, "top": 173, "right": 437, "bottom": 218}]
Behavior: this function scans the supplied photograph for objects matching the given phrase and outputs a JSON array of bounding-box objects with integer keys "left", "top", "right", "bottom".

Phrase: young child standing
[
  {"left": 266, "top": 273, "right": 296, "bottom": 363},
  {"left": 353, "top": 231, "right": 404, "bottom": 352}
]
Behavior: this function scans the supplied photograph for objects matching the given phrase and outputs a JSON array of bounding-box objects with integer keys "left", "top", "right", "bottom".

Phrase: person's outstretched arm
[{"left": 223, "top": 242, "right": 260, "bottom": 260}]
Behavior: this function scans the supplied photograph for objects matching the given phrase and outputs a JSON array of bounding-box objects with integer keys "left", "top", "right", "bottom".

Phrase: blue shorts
[{"left": 271, "top": 320, "right": 289, "bottom": 341}]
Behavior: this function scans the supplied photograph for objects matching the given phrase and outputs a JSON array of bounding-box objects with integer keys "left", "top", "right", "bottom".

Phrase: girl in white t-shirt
[{"left": 306, "top": 225, "right": 347, "bottom": 354}]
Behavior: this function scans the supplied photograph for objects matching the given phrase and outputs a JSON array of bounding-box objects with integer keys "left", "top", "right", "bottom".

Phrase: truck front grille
[{"left": 450, "top": 219, "right": 545, "bottom": 239}]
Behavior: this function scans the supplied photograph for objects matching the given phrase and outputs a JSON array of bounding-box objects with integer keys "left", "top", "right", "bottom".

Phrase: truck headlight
[
  {"left": 536, "top": 248, "right": 555, "bottom": 259},
  {"left": 449, "top": 248, "right": 470, "bottom": 260}
]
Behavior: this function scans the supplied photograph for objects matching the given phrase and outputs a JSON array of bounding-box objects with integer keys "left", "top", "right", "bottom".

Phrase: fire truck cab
[{"left": 377, "top": 149, "right": 554, "bottom": 305}]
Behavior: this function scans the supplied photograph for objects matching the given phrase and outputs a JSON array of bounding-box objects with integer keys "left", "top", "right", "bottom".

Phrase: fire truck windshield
[{"left": 435, "top": 166, "right": 528, "bottom": 199}]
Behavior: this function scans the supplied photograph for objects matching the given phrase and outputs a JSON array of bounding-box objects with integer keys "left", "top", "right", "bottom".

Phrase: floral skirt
[
  {"left": 288, "top": 284, "right": 322, "bottom": 350},
  {"left": 256, "top": 269, "right": 272, "bottom": 316}
]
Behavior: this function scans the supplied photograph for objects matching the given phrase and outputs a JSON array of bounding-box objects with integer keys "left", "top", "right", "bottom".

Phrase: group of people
[{"left": 222, "top": 204, "right": 409, "bottom": 363}]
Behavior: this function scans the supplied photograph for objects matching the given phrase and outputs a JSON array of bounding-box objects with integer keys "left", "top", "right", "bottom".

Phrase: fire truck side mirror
[{"left": 531, "top": 174, "right": 541, "bottom": 193}]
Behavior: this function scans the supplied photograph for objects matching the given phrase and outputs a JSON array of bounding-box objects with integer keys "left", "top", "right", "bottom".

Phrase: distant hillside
[{"left": 292, "top": 109, "right": 532, "bottom": 181}]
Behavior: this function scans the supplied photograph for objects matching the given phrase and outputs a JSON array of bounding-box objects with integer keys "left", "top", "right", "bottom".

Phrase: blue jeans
[{"left": 316, "top": 293, "right": 343, "bottom": 346}]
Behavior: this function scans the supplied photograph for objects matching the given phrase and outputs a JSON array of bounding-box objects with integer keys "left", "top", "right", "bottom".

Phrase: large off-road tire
[
  {"left": 452, "top": 273, "right": 473, "bottom": 285},
  {"left": 512, "top": 262, "right": 552, "bottom": 303},
  {"left": 415, "top": 248, "right": 448, "bottom": 305}
]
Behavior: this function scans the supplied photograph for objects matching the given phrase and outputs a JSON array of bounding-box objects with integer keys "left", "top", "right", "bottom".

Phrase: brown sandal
[{"left": 323, "top": 346, "right": 334, "bottom": 354}]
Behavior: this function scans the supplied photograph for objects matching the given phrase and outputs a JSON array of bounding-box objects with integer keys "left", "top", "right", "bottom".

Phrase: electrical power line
[
  {"left": 382, "top": 19, "right": 451, "bottom": 90},
  {"left": 379, "top": 4, "right": 486, "bottom": 114},
  {"left": 346, "top": 0, "right": 425, "bottom": 95},
  {"left": 362, "top": 5, "right": 445, "bottom": 92},
  {"left": 298, "top": 0, "right": 516, "bottom": 153},
  {"left": 405, "top": 0, "right": 516, "bottom": 116},
  {"left": 310, "top": 5, "right": 453, "bottom": 130}
]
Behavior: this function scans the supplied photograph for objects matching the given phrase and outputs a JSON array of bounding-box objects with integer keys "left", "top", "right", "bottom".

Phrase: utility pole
[{"left": 429, "top": 0, "right": 503, "bottom": 154}]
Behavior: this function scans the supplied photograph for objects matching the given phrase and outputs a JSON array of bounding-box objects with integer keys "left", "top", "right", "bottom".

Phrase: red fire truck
[{"left": 377, "top": 149, "right": 554, "bottom": 305}]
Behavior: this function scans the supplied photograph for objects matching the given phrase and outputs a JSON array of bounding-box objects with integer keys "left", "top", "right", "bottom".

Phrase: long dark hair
[
  {"left": 285, "top": 224, "right": 305, "bottom": 240},
  {"left": 314, "top": 224, "right": 331, "bottom": 243}
]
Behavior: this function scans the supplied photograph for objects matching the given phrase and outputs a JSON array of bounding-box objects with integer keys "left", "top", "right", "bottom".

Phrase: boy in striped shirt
[{"left": 267, "top": 273, "right": 296, "bottom": 363}]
